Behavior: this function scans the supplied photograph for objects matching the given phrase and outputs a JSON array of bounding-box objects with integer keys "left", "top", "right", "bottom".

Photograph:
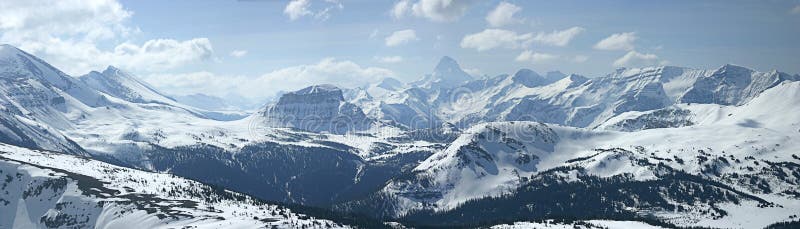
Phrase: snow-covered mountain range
[{"left": 1, "top": 44, "right": 799, "bottom": 228}]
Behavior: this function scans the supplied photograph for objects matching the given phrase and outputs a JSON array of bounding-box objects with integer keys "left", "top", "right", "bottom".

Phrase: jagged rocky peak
[{"left": 265, "top": 84, "right": 372, "bottom": 134}]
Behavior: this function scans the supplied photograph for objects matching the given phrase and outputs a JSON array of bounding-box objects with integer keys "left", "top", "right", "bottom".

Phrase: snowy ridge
[
  {"left": 400, "top": 122, "right": 560, "bottom": 210},
  {"left": 356, "top": 61, "right": 796, "bottom": 131},
  {"left": 80, "top": 66, "right": 177, "bottom": 106},
  {"left": 344, "top": 82, "right": 800, "bottom": 227}
]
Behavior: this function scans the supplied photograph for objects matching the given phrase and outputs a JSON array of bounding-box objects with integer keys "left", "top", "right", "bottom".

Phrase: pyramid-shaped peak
[{"left": 435, "top": 56, "right": 460, "bottom": 70}]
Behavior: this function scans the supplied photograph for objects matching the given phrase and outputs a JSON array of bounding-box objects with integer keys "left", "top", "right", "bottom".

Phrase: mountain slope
[
  {"left": 80, "top": 66, "right": 177, "bottom": 106},
  {"left": 0, "top": 143, "right": 354, "bottom": 228},
  {"left": 337, "top": 82, "right": 800, "bottom": 227}
]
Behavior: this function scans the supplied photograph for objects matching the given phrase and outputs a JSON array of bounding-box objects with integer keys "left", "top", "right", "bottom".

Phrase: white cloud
[
  {"left": 284, "top": 0, "right": 312, "bottom": 20},
  {"left": 391, "top": 0, "right": 412, "bottom": 19},
  {"left": 283, "top": 0, "right": 342, "bottom": 21},
  {"left": 792, "top": 5, "right": 800, "bottom": 14},
  {"left": 460, "top": 29, "right": 533, "bottom": 51},
  {"left": 230, "top": 50, "right": 248, "bottom": 58},
  {"left": 111, "top": 38, "right": 214, "bottom": 71},
  {"left": 143, "top": 59, "right": 395, "bottom": 99},
  {"left": 515, "top": 51, "right": 589, "bottom": 64},
  {"left": 0, "top": 0, "right": 213, "bottom": 75},
  {"left": 0, "top": 0, "right": 134, "bottom": 41},
  {"left": 613, "top": 50, "right": 660, "bottom": 67},
  {"left": 571, "top": 55, "right": 589, "bottom": 63},
  {"left": 392, "top": 0, "right": 474, "bottom": 22},
  {"left": 385, "top": 29, "right": 419, "bottom": 47},
  {"left": 374, "top": 56, "right": 404, "bottom": 63},
  {"left": 462, "top": 68, "right": 482, "bottom": 77},
  {"left": 594, "top": 32, "right": 638, "bottom": 51},
  {"left": 515, "top": 50, "right": 558, "bottom": 63},
  {"left": 532, "top": 26, "right": 585, "bottom": 46},
  {"left": 486, "top": 2, "right": 522, "bottom": 27}
]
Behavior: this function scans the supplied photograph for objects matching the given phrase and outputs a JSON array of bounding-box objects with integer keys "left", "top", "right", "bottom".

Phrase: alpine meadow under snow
[{"left": 1, "top": 1, "right": 800, "bottom": 228}]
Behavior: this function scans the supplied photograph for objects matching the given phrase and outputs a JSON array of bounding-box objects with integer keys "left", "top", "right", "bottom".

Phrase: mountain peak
[
  {"left": 435, "top": 56, "right": 458, "bottom": 69},
  {"left": 290, "top": 84, "right": 342, "bottom": 95},
  {"left": 103, "top": 65, "right": 122, "bottom": 73},
  {"left": 0, "top": 44, "right": 27, "bottom": 59},
  {"left": 412, "top": 56, "right": 473, "bottom": 89},
  {"left": 377, "top": 77, "right": 403, "bottom": 90},
  {"left": 511, "top": 68, "right": 564, "bottom": 88},
  {"left": 267, "top": 85, "right": 371, "bottom": 134},
  {"left": 277, "top": 84, "right": 345, "bottom": 106},
  {"left": 716, "top": 63, "right": 753, "bottom": 74}
]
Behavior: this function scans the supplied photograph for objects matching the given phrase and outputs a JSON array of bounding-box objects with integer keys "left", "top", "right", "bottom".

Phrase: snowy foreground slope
[{"left": 0, "top": 143, "right": 350, "bottom": 229}]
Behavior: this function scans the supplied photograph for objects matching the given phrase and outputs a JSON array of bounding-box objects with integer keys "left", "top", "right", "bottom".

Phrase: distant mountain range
[{"left": 1, "top": 44, "right": 799, "bottom": 228}]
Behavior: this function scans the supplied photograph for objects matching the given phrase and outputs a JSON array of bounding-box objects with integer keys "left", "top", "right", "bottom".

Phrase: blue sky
[{"left": 1, "top": 0, "right": 799, "bottom": 99}]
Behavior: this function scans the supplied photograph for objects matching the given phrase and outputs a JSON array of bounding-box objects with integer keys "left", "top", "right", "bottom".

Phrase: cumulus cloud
[
  {"left": 0, "top": 0, "right": 215, "bottom": 75},
  {"left": 143, "top": 58, "right": 395, "bottom": 99},
  {"left": 391, "top": 0, "right": 412, "bottom": 19},
  {"left": 385, "top": 29, "right": 419, "bottom": 47},
  {"left": 283, "top": 0, "right": 342, "bottom": 21},
  {"left": 229, "top": 50, "right": 248, "bottom": 58},
  {"left": 792, "top": 5, "right": 800, "bottom": 14},
  {"left": 532, "top": 27, "right": 585, "bottom": 47},
  {"left": 391, "top": 0, "right": 474, "bottom": 22},
  {"left": 374, "top": 56, "right": 404, "bottom": 63},
  {"left": 0, "top": 0, "right": 134, "bottom": 41},
  {"left": 594, "top": 32, "right": 638, "bottom": 51},
  {"left": 111, "top": 38, "right": 214, "bottom": 71},
  {"left": 284, "top": 0, "right": 312, "bottom": 20},
  {"left": 486, "top": 2, "right": 522, "bottom": 27},
  {"left": 460, "top": 29, "right": 533, "bottom": 51},
  {"left": 515, "top": 50, "right": 558, "bottom": 63},
  {"left": 613, "top": 50, "right": 660, "bottom": 67}
]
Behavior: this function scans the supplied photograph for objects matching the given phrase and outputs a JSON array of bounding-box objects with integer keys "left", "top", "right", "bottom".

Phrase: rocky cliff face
[{"left": 261, "top": 84, "right": 373, "bottom": 134}]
